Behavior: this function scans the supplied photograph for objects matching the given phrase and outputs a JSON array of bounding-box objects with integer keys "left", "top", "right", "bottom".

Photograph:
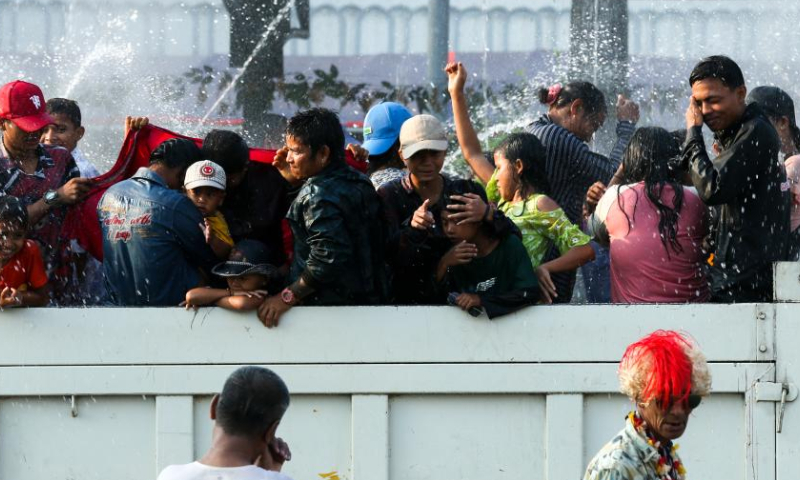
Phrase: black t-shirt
[{"left": 220, "top": 162, "right": 292, "bottom": 266}]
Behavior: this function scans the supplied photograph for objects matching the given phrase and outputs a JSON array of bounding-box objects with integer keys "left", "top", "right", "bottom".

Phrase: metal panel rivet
[
  {"left": 757, "top": 312, "right": 766, "bottom": 320},
  {"left": 759, "top": 345, "right": 768, "bottom": 353}
]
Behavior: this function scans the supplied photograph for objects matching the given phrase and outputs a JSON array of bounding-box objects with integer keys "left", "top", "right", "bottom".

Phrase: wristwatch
[
  {"left": 280, "top": 287, "right": 297, "bottom": 306},
  {"left": 43, "top": 190, "right": 60, "bottom": 206}
]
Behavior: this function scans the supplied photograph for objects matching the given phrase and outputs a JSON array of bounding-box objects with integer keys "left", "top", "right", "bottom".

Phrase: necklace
[{"left": 628, "top": 411, "right": 686, "bottom": 480}]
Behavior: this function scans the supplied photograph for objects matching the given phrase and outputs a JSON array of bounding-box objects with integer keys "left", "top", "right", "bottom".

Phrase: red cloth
[
  {"left": 62, "top": 124, "right": 367, "bottom": 262},
  {"left": 1, "top": 240, "right": 48, "bottom": 290}
]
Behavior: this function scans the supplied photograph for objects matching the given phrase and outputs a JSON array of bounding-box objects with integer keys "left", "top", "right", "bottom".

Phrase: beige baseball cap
[
  {"left": 184, "top": 160, "right": 226, "bottom": 191},
  {"left": 399, "top": 114, "right": 448, "bottom": 159}
]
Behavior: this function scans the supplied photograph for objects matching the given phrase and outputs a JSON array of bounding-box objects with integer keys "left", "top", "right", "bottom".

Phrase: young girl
[
  {"left": 446, "top": 62, "right": 595, "bottom": 303},
  {"left": 183, "top": 240, "right": 277, "bottom": 311},
  {"left": 437, "top": 196, "right": 539, "bottom": 318},
  {"left": 587, "top": 127, "right": 709, "bottom": 303}
]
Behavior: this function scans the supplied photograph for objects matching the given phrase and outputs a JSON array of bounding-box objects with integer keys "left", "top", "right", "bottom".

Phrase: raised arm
[{"left": 446, "top": 62, "right": 495, "bottom": 184}]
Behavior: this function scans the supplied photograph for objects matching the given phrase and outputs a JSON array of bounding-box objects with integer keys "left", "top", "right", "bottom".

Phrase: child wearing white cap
[{"left": 184, "top": 160, "right": 233, "bottom": 259}]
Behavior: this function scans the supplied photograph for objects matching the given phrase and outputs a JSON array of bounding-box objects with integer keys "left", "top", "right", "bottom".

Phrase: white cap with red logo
[{"left": 184, "top": 160, "right": 226, "bottom": 191}]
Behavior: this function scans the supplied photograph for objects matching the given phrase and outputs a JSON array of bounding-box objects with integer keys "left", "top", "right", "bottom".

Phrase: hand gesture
[
  {"left": 346, "top": 143, "right": 369, "bottom": 163},
  {"left": 440, "top": 240, "right": 478, "bottom": 269},
  {"left": 56, "top": 177, "right": 94, "bottom": 205},
  {"left": 445, "top": 61, "right": 468, "bottom": 94},
  {"left": 411, "top": 199, "right": 435, "bottom": 230},
  {"left": 273, "top": 146, "right": 302, "bottom": 186},
  {"left": 257, "top": 437, "right": 292, "bottom": 472},
  {"left": 535, "top": 266, "right": 557, "bottom": 304},
  {"left": 231, "top": 289, "right": 269, "bottom": 299},
  {"left": 257, "top": 295, "right": 291, "bottom": 328},
  {"left": 0, "top": 287, "right": 20, "bottom": 308},
  {"left": 616, "top": 94, "right": 640, "bottom": 123},
  {"left": 455, "top": 293, "right": 481, "bottom": 311},
  {"left": 686, "top": 95, "right": 703, "bottom": 129},
  {"left": 198, "top": 219, "right": 212, "bottom": 244},
  {"left": 585, "top": 182, "right": 607, "bottom": 216},
  {"left": 446, "top": 193, "right": 489, "bottom": 225},
  {"left": 124, "top": 116, "right": 149, "bottom": 137}
]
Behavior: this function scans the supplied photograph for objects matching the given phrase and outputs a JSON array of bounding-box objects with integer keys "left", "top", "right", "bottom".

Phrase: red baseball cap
[{"left": 0, "top": 80, "right": 54, "bottom": 132}]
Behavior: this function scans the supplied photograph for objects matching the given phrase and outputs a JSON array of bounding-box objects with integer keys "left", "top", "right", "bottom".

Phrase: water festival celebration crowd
[{"left": 0, "top": 54, "right": 796, "bottom": 479}]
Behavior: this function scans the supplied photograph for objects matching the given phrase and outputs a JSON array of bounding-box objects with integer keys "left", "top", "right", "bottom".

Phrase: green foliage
[{"left": 182, "top": 63, "right": 536, "bottom": 120}]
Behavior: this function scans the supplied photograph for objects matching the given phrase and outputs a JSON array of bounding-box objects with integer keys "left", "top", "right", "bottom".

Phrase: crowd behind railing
[{"left": 0, "top": 54, "right": 797, "bottom": 323}]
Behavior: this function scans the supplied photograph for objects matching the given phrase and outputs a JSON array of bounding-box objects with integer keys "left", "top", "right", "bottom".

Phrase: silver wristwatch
[{"left": 43, "top": 190, "right": 60, "bottom": 206}]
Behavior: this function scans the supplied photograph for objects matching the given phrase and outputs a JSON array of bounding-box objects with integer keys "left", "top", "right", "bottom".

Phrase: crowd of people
[{"left": 0, "top": 54, "right": 797, "bottom": 320}]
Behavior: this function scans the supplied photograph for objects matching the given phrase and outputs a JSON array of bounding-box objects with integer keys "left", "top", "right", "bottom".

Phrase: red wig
[{"left": 619, "top": 330, "right": 693, "bottom": 407}]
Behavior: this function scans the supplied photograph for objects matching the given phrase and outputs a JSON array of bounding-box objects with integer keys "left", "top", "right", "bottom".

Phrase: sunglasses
[{"left": 654, "top": 394, "right": 702, "bottom": 411}]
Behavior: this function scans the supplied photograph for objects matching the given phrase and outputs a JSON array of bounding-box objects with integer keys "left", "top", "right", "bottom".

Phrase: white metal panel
[
  {"left": 0, "top": 363, "right": 769, "bottom": 396},
  {"left": 0, "top": 396, "right": 155, "bottom": 480},
  {"left": 388, "top": 395, "right": 547, "bottom": 480},
  {"left": 545, "top": 394, "right": 584, "bottom": 480},
  {"left": 352, "top": 395, "right": 389, "bottom": 480},
  {"left": 775, "top": 303, "right": 800, "bottom": 480},
  {"left": 0, "top": 305, "right": 771, "bottom": 365},
  {"left": 156, "top": 396, "right": 194, "bottom": 474},
  {"left": 0, "top": 304, "right": 791, "bottom": 480},
  {"left": 775, "top": 262, "right": 800, "bottom": 301}
]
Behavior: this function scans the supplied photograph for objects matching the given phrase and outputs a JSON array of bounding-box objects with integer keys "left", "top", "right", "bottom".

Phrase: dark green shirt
[{"left": 448, "top": 234, "right": 538, "bottom": 308}]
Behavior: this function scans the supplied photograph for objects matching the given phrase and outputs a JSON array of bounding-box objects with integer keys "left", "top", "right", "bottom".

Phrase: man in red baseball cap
[{"left": 0, "top": 80, "right": 94, "bottom": 303}]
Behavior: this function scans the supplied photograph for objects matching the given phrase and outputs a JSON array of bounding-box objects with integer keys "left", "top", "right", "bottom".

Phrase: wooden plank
[
  {"left": 156, "top": 396, "right": 194, "bottom": 475},
  {"left": 351, "top": 395, "right": 389, "bottom": 480},
  {"left": 0, "top": 363, "right": 772, "bottom": 396},
  {"left": 0, "top": 304, "right": 772, "bottom": 365},
  {"left": 545, "top": 394, "right": 583, "bottom": 480}
]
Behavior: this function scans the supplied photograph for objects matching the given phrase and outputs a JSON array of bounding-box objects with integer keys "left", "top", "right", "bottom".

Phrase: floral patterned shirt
[
  {"left": 485, "top": 169, "right": 590, "bottom": 268},
  {"left": 583, "top": 413, "right": 686, "bottom": 480}
]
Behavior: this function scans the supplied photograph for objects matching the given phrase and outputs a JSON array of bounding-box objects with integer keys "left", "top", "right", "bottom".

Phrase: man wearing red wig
[{"left": 583, "top": 330, "right": 712, "bottom": 480}]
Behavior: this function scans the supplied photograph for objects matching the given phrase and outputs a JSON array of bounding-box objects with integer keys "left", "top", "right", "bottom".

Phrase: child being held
[
  {"left": 0, "top": 196, "right": 49, "bottom": 307},
  {"left": 184, "top": 239, "right": 277, "bottom": 311},
  {"left": 184, "top": 160, "right": 233, "bottom": 259},
  {"left": 436, "top": 196, "right": 539, "bottom": 319}
]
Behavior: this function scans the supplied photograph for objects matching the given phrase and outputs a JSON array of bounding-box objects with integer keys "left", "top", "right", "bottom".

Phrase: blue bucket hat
[{"left": 362, "top": 102, "right": 413, "bottom": 156}]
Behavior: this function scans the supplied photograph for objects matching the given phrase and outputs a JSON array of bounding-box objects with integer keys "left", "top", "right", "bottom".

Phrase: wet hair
[
  {"left": 443, "top": 189, "right": 501, "bottom": 240},
  {"left": 493, "top": 132, "right": 551, "bottom": 196},
  {"left": 689, "top": 55, "right": 745, "bottom": 89},
  {"left": 367, "top": 139, "right": 404, "bottom": 174},
  {"left": 149, "top": 138, "right": 202, "bottom": 170},
  {"left": 0, "top": 196, "right": 28, "bottom": 231},
  {"left": 286, "top": 108, "right": 345, "bottom": 164},
  {"left": 618, "top": 127, "right": 684, "bottom": 256},
  {"left": 45, "top": 98, "right": 81, "bottom": 128},
  {"left": 746, "top": 86, "right": 800, "bottom": 154},
  {"left": 537, "top": 81, "right": 606, "bottom": 117},
  {"left": 216, "top": 366, "right": 290, "bottom": 438},
  {"left": 202, "top": 129, "right": 249, "bottom": 175}
]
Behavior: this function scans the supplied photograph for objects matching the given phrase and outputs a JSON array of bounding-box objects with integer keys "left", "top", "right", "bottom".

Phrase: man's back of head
[
  {"left": 202, "top": 129, "right": 250, "bottom": 178},
  {"left": 215, "top": 366, "right": 290, "bottom": 438},
  {"left": 157, "top": 366, "right": 293, "bottom": 480}
]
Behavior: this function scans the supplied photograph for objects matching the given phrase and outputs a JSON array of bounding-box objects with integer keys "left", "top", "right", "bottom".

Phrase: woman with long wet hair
[{"left": 588, "top": 127, "right": 709, "bottom": 303}]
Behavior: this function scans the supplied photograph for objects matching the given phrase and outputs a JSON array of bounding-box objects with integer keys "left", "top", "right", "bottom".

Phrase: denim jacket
[
  {"left": 288, "top": 161, "right": 387, "bottom": 305},
  {"left": 98, "top": 167, "right": 217, "bottom": 306}
]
